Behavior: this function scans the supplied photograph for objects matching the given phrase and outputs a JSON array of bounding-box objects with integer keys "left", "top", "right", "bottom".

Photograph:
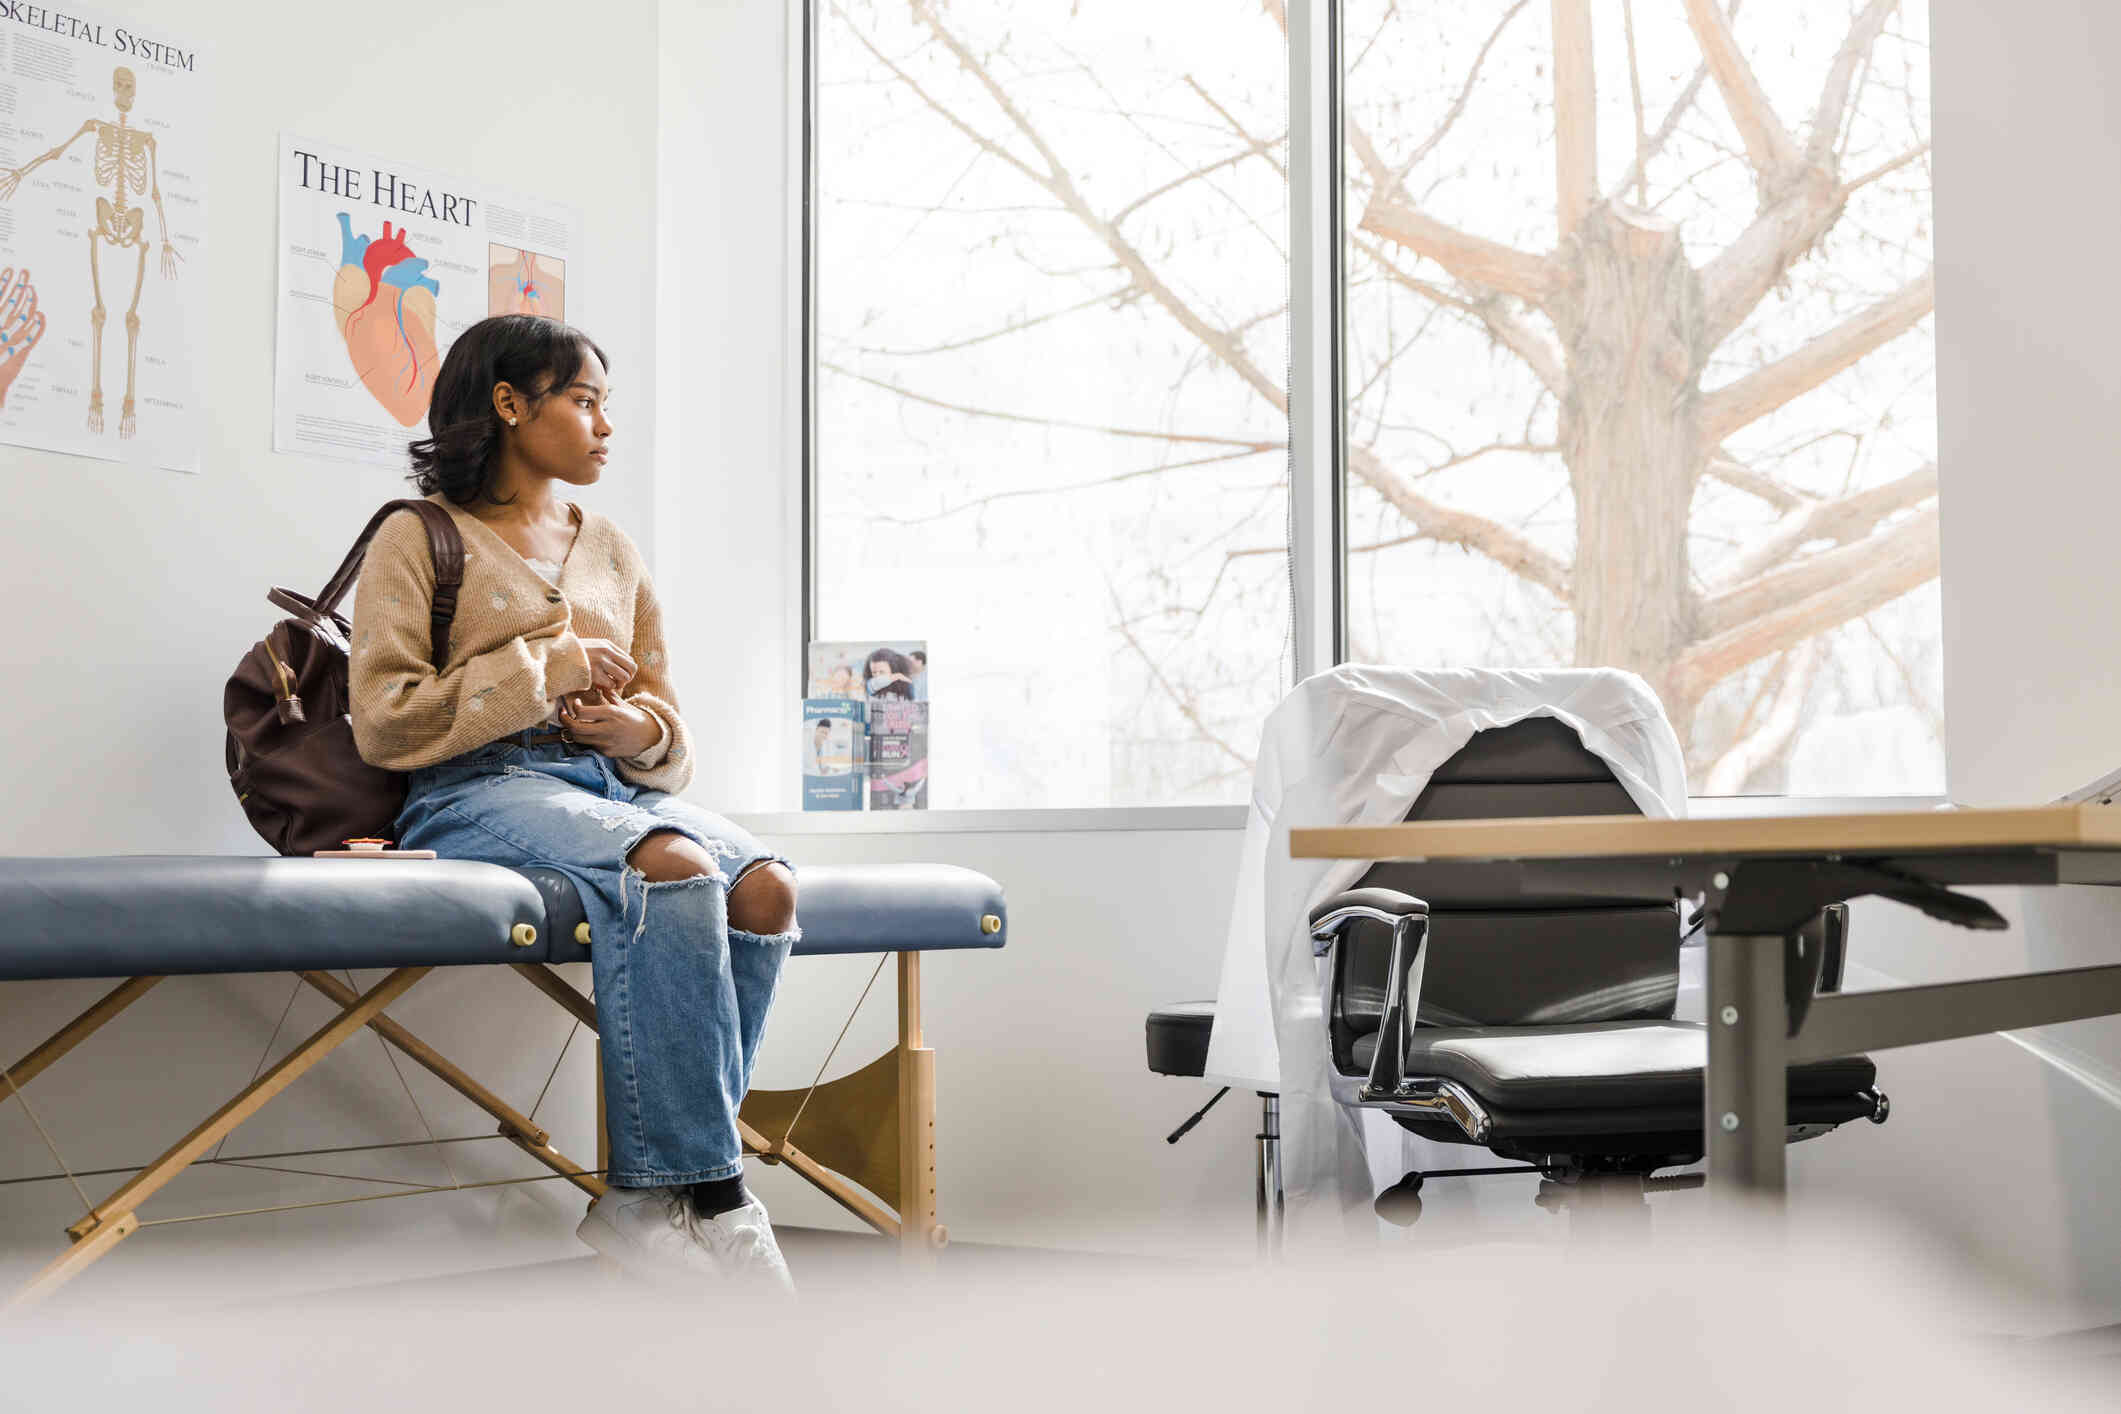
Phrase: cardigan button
[{"left": 545, "top": 592, "right": 563, "bottom": 603}]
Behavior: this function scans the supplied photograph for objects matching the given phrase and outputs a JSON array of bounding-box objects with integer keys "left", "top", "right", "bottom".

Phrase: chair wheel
[{"left": 1374, "top": 1172, "right": 1425, "bottom": 1226}]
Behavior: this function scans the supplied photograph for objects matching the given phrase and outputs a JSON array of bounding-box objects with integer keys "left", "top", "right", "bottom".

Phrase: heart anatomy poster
[
  {"left": 273, "top": 131, "right": 582, "bottom": 469},
  {"left": 0, "top": 7, "right": 208, "bottom": 474}
]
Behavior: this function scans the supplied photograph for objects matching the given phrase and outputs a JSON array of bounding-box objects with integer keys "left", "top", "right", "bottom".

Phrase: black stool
[{"left": 1146, "top": 1000, "right": 1282, "bottom": 1253}]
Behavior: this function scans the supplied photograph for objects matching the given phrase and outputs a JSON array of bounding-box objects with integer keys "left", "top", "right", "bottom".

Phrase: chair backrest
[{"left": 1328, "top": 715, "right": 1681, "bottom": 1072}]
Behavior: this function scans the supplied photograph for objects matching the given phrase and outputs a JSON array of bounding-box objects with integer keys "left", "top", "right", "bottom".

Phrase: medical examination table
[{"left": 0, "top": 854, "right": 1006, "bottom": 1309}]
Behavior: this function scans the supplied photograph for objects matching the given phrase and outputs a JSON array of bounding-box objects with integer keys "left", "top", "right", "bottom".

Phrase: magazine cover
[
  {"left": 801, "top": 698, "right": 866, "bottom": 811},
  {"left": 867, "top": 698, "right": 929, "bottom": 811},
  {"left": 808, "top": 640, "right": 928, "bottom": 702}
]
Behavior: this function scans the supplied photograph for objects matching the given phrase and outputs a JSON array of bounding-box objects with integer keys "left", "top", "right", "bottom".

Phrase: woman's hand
[
  {"left": 576, "top": 637, "right": 638, "bottom": 696},
  {"left": 559, "top": 686, "right": 663, "bottom": 760}
]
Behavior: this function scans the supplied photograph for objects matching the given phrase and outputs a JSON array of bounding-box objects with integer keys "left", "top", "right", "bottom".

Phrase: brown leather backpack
[{"left": 224, "top": 500, "right": 465, "bottom": 856}]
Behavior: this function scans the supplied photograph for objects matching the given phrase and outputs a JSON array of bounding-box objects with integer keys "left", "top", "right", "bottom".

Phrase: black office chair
[
  {"left": 1307, "top": 716, "right": 1890, "bottom": 1227},
  {"left": 1144, "top": 1001, "right": 1284, "bottom": 1249}
]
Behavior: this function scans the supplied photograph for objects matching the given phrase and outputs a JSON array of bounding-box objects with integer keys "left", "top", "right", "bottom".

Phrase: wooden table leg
[
  {"left": 8, "top": 968, "right": 430, "bottom": 1312},
  {"left": 897, "top": 952, "right": 942, "bottom": 1259},
  {"left": 5, "top": 977, "right": 163, "bottom": 1091}
]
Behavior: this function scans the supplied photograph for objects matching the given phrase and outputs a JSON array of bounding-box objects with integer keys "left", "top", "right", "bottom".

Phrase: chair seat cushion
[
  {"left": 1146, "top": 1000, "right": 1216, "bottom": 1078},
  {"left": 1352, "top": 1020, "right": 1875, "bottom": 1111}
]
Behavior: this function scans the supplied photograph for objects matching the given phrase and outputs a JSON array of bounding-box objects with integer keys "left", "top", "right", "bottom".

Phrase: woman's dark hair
[
  {"left": 408, "top": 314, "right": 608, "bottom": 505},
  {"left": 866, "top": 648, "right": 917, "bottom": 698}
]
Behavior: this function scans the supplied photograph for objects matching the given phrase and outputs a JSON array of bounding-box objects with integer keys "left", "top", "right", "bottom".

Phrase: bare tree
[{"left": 822, "top": 0, "right": 1938, "bottom": 791}]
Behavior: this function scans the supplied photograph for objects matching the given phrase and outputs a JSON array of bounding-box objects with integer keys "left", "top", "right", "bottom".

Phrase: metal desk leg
[{"left": 1706, "top": 932, "right": 1788, "bottom": 1204}]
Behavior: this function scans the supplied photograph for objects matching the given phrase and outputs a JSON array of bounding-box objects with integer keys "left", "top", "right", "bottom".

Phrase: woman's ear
[{"left": 492, "top": 381, "right": 521, "bottom": 426}]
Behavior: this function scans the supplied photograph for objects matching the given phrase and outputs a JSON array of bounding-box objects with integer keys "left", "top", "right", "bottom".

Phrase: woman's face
[{"left": 498, "top": 354, "right": 611, "bottom": 488}]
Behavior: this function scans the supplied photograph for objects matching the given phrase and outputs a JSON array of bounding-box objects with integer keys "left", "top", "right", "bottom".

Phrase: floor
[{"left": 4, "top": 1205, "right": 2118, "bottom": 1408}]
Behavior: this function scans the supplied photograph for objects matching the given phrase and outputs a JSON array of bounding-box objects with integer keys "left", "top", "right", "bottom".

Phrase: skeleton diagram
[{"left": 0, "top": 67, "right": 180, "bottom": 439}]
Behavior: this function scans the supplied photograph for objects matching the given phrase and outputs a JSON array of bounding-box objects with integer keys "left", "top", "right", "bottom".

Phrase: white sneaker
[
  {"left": 576, "top": 1186, "right": 725, "bottom": 1287},
  {"left": 691, "top": 1197, "right": 797, "bottom": 1296}
]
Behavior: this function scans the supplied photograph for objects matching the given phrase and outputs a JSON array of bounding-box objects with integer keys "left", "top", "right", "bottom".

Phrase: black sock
[{"left": 689, "top": 1176, "right": 747, "bottom": 1219}]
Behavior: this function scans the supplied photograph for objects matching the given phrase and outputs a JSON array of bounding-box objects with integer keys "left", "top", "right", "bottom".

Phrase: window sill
[
  {"left": 731, "top": 805, "right": 1249, "bottom": 835},
  {"left": 730, "top": 794, "right": 1949, "bottom": 837}
]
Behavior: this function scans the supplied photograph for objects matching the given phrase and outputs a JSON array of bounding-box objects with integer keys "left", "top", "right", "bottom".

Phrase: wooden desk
[{"left": 1290, "top": 804, "right": 2121, "bottom": 1202}]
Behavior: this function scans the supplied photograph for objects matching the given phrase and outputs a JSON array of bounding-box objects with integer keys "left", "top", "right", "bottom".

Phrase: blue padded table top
[{"left": 0, "top": 856, "right": 1006, "bottom": 981}]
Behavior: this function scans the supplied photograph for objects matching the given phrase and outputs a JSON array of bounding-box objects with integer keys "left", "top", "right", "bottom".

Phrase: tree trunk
[{"left": 1550, "top": 203, "right": 1710, "bottom": 739}]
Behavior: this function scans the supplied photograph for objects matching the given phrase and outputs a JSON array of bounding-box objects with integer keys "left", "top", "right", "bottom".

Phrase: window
[
  {"left": 807, "top": 1, "right": 1941, "bottom": 809},
  {"left": 1340, "top": 0, "right": 1940, "bottom": 795},
  {"left": 811, "top": 1, "right": 1291, "bottom": 809}
]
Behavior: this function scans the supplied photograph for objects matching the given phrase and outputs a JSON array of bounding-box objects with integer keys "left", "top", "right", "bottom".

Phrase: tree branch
[
  {"left": 1552, "top": 0, "right": 1598, "bottom": 241},
  {"left": 1691, "top": 501, "right": 1937, "bottom": 657},
  {"left": 1841, "top": 141, "right": 1928, "bottom": 196},
  {"left": 1704, "top": 451, "right": 1805, "bottom": 512},
  {"left": 1699, "top": 269, "right": 1934, "bottom": 441},
  {"left": 1673, "top": 507, "right": 1936, "bottom": 706},
  {"left": 828, "top": 0, "right": 1050, "bottom": 188},
  {"left": 1353, "top": 235, "right": 1567, "bottom": 394},
  {"left": 896, "top": 0, "right": 1287, "bottom": 409},
  {"left": 1714, "top": 462, "right": 1936, "bottom": 590},
  {"left": 1806, "top": 0, "right": 1901, "bottom": 169},
  {"left": 1697, "top": 170, "right": 1845, "bottom": 344},
  {"left": 1695, "top": 0, "right": 1904, "bottom": 344},
  {"left": 1350, "top": 444, "right": 1571, "bottom": 600},
  {"left": 1108, "top": 583, "right": 1256, "bottom": 773},
  {"left": 1621, "top": 0, "right": 1649, "bottom": 206},
  {"left": 874, "top": 448, "right": 1275, "bottom": 527},
  {"left": 1386, "top": 0, "right": 1534, "bottom": 190},
  {"left": 822, "top": 362, "right": 1275, "bottom": 449},
  {"left": 1359, "top": 195, "right": 1564, "bottom": 304},
  {"left": 1607, "top": 0, "right": 1740, "bottom": 206},
  {"left": 844, "top": 283, "right": 1136, "bottom": 358},
  {"left": 1680, "top": 0, "right": 1801, "bottom": 183},
  {"left": 1111, "top": 145, "right": 1277, "bottom": 229},
  {"left": 1699, "top": 639, "right": 1822, "bottom": 793}
]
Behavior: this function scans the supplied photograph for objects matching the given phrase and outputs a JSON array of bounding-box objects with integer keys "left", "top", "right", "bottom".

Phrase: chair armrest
[
  {"left": 1309, "top": 887, "right": 1429, "bottom": 1102},
  {"left": 1784, "top": 902, "right": 1852, "bottom": 1039},
  {"left": 1814, "top": 902, "right": 1849, "bottom": 994},
  {"left": 1308, "top": 887, "right": 1429, "bottom": 956}
]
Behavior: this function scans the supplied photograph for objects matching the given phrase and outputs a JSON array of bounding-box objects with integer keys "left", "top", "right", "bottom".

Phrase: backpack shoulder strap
[{"left": 310, "top": 499, "right": 467, "bottom": 668}]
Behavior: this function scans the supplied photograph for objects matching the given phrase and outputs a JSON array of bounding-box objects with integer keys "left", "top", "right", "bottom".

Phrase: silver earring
[{"left": 507, "top": 417, "right": 517, "bottom": 426}]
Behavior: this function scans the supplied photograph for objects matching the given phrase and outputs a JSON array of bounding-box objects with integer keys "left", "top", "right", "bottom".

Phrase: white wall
[
  {"left": 653, "top": 0, "right": 802, "bottom": 815},
  {"left": 1922, "top": 0, "right": 2121, "bottom": 1318},
  {"left": 738, "top": 823, "right": 1259, "bottom": 1256},
  {"left": 1, "top": 0, "right": 663, "bottom": 848}
]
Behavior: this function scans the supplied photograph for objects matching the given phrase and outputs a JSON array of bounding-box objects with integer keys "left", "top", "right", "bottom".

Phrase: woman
[
  {"left": 864, "top": 648, "right": 917, "bottom": 700},
  {"left": 349, "top": 314, "right": 799, "bottom": 1293}
]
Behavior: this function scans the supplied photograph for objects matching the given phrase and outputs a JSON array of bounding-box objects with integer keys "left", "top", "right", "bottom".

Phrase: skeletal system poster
[
  {"left": 0, "top": 8, "right": 207, "bottom": 473},
  {"left": 273, "top": 131, "right": 581, "bottom": 469}
]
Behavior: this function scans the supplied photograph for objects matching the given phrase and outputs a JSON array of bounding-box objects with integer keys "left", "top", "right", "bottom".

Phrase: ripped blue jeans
[{"left": 393, "top": 733, "right": 797, "bottom": 1189}]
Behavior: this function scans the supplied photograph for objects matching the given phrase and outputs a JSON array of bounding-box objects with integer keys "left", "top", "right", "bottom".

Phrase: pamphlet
[
  {"left": 808, "top": 640, "right": 928, "bottom": 702},
  {"left": 801, "top": 698, "right": 866, "bottom": 811},
  {"left": 867, "top": 698, "right": 929, "bottom": 811},
  {"left": 805, "top": 639, "right": 930, "bottom": 809}
]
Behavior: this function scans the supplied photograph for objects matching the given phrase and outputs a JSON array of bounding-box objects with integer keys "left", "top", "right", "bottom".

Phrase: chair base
[{"left": 1385, "top": 1088, "right": 1879, "bottom": 1166}]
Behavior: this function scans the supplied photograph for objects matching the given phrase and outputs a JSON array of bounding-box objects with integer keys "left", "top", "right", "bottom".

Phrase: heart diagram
[
  {"left": 332, "top": 212, "right": 440, "bottom": 427},
  {"left": 486, "top": 243, "right": 565, "bottom": 322}
]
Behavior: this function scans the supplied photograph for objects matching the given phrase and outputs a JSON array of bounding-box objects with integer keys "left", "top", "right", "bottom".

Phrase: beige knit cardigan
[{"left": 348, "top": 493, "right": 694, "bottom": 794}]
